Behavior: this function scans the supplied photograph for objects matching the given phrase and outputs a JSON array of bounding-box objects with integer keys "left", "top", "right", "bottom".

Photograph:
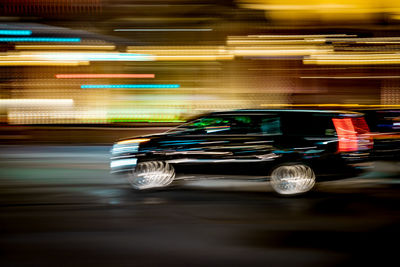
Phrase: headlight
[
  {"left": 117, "top": 138, "right": 150, "bottom": 145},
  {"left": 112, "top": 138, "right": 150, "bottom": 155}
]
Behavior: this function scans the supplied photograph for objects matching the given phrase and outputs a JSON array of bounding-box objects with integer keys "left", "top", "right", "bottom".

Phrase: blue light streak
[
  {"left": 0, "top": 30, "right": 32, "bottom": 36},
  {"left": 81, "top": 84, "right": 180, "bottom": 89},
  {"left": 0, "top": 37, "right": 81, "bottom": 42}
]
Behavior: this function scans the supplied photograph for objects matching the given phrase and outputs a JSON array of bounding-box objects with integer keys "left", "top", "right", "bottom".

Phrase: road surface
[{"left": 1, "top": 145, "right": 400, "bottom": 266}]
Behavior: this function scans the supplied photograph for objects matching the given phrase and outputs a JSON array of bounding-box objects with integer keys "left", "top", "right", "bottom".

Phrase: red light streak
[{"left": 332, "top": 118, "right": 358, "bottom": 152}]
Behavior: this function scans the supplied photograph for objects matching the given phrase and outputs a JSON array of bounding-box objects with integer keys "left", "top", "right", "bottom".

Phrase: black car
[
  {"left": 355, "top": 109, "right": 400, "bottom": 161},
  {"left": 111, "top": 109, "right": 373, "bottom": 195}
]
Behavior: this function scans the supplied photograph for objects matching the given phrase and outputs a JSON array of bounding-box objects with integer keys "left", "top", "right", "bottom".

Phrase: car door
[{"left": 160, "top": 113, "right": 282, "bottom": 176}]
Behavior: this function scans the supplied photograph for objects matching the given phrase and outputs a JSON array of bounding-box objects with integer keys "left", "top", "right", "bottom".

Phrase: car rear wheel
[
  {"left": 127, "top": 161, "right": 175, "bottom": 190},
  {"left": 270, "top": 164, "right": 316, "bottom": 195}
]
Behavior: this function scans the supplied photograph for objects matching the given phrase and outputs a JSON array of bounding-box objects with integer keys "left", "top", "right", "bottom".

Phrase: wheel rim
[
  {"left": 128, "top": 161, "right": 175, "bottom": 190},
  {"left": 270, "top": 164, "right": 316, "bottom": 195}
]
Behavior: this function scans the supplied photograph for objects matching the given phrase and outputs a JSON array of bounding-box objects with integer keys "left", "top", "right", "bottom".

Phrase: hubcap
[
  {"left": 270, "top": 164, "right": 316, "bottom": 195},
  {"left": 128, "top": 161, "right": 175, "bottom": 190}
]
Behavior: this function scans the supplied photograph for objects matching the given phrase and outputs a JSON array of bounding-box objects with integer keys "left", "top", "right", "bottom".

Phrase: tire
[
  {"left": 127, "top": 161, "right": 175, "bottom": 190},
  {"left": 270, "top": 164, "right": 316, "bottom": 195}
]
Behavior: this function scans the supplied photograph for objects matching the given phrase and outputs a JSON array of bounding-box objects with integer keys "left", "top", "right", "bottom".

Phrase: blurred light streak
[
  {"left": 153, "top": 55, "right": 233, "bottom": 61},
  {"left": 126, "top": 46, "right": 232, "bottom": 61},
  {"left": 110, "top": 118, "right": 184, "bottom": 123},
  {"left": 0, "top": 61, "right": 89, "bottom": 66},
  {"left": 114, "top": 29, "right": 213, "bottom": 32},
  {"left": 329, "top": 37, "right": 400, "bottom": 42},
  {"left": 304, "top": 53, "right": 400, "bottom": 65},
  {"left": 232, "top": 47, "right": 332, "bottom": 56},
  {"left": 115, "top": 95, "right": 218, "bottom": 101},
  {"left": 304, "top": 59, "right": 400, "bottom": 65},
  {"left": 237, "top": 1, "right": 400, "bottom": 22},
  {"left": 117, "top": 139, "right": 150, "bottom": 145},
  {"left": 15, "top": 45, "right": 116, "bottom": 50},
  {"left": 56, "top": 74, "right": 155, "bottom": 79},
  {"left": 0, "top": 30, "right": 32, "bottom": 35},
  {"left": 246, "top": 34, "right": 356, "bottom": 38},
  {"left": 307, "top": 54, "right": 400, "bottom": 60},
  {"left": 0, "top": 99, "right": 74, "bottom": 107},
  {"left": 249, "top": 68, "right": 348, "bottom": 70},
  {"left": 0, "top": 37, "right": 81, "bottom": 42},
  {"left": 38, "top": 52, "right": 153, "bottom": 61},
  {"left": 239, "top": 3, "right": 355, "bottom": 10},
  {"left": 260, "top": 104, "right": 400, "bottom": 107},
  {"left": 110, "top": 158, "right": 137, "bottom": 169},
  {"left": 227, "top": 39, "right": 325, "bottom": 45},
  {"left": 0, "top": 52, "right": 153, "bottom": 62},
  {"left": 108, "top": 108, "right": 186, "bottom": 123},
  {"left": 127, "top": 46, "right": 227, "bottom": 54},
  {"left": 301, "top": 76, "right": 400, "bottom": 79},
  {"left": 81, "top": 84, "right": 180, "bottom": 89}
]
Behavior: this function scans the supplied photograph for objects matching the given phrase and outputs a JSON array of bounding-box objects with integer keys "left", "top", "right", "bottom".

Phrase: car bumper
[{"left": 110, "top": 157, "right": 138, "bottom": 173}]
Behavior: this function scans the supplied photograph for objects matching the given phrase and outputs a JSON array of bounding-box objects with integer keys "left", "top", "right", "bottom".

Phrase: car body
[
  {"left": 355, "top": 109, "right": 400, "bottom": 161},
  {"left": 111, "top": 109, "right": 373, "bottom": 195}
]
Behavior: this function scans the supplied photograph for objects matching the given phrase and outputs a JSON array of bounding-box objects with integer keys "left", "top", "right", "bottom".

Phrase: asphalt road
[{"left": 1, "top": 145, "right": 400, "bottom": 266}]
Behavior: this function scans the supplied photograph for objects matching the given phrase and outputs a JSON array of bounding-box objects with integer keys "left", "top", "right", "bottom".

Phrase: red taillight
[{"left": 332, "top": 117, "right": 373, "bottom": 152}]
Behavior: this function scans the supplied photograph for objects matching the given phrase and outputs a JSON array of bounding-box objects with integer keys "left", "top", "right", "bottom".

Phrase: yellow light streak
[
  {"left": 232, "top": 48, "right": 332, "bottom": 56},
  {"left": 227, "top": 39, "right": 325, "bottom": 45},
  {"left": 304, "top": 59, "right": 400, "bottom": 65},
  {"left": 153, "top": 55, "right": 234, "bottom": 61},
  {"left": 0, "top": 61, "right": 89, "bottom": 66},
  {"left": 117, "top": 138, "right": 151, "bottom": 145},
  {"left": 245, "top": 34, "right": 356, "bottom": 39},
  {"left": 15, "top": 45, "right": 116, "bottom": 50}
]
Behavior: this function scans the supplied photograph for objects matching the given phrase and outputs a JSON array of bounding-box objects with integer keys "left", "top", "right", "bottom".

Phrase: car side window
[
  {"left": 204, "top": 116, "right": 256, "bottom": 134},
  {"left": 200, "top": 117, "right": 231, "bottom": 134},
  {"left": 172, "top": 114, "right": 282, "bottom": 135},
  {"left": 207, "top": 115, "right": 281, "bottom": 135},
  {"left": 260, "top": 116, "right": 281, "bottom": 135}
]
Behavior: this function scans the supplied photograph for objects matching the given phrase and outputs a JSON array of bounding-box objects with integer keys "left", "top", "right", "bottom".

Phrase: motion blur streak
[
  {"left": 56, "top": 74, "right": 155, "bottom": 79},
  {"left": 0, "top": 37, "right": 81, "bottom": 42},
  {"left": 2, "top": 1, "right": 400, "bottom": 266},
  {"left": 0, "top": 60, "right": 89, "bottom": 66},
  {"left": 81, "top": 84, "right": 180, "bottom": 89},
  {"left": 0, "top": 99, "right": 74, "bottom": 106},
  {"left": 0, "top": 29, "right": 32, "bottom": 35},
  {"left": 37, "top": 52, "right": 153, "bottom": 62},
  {"left": 127, "top": 46, "right": 233, "bottom": 61},
  {"left": 246, "top": 34, "right": 356, "bottom": 38},
  {"left": 117, "top": 139, "right": 150, "bottom": 145},
  {"left": 14, "top": 45, "right": 116, "bottom": 50},
  {"left": 260, "top": 104, "right": 400, "bottom": 107},
  {"left": 114, "top": 29, "right": 213, "bottom": 32}
]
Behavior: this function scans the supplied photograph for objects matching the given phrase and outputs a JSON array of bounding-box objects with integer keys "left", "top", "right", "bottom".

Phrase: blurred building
[{"left": 0, "top": 0, "right": 400, "bottom": 125}]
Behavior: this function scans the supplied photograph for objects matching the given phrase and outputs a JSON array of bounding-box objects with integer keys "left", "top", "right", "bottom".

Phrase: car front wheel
[
  {"left": 270, "top": 164, "right": 316, "bottom": 195},
  {"left": 127, "top": 161, "right": 175, "bottom": 190}
]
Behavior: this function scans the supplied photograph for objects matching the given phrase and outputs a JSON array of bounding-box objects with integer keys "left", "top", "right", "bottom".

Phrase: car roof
[{"left": 208, "top": 109, "right": 363, "bottom": 116}]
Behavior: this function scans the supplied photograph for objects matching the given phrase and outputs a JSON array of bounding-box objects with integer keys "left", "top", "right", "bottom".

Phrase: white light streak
[
  {"left": 110, "top": 158, "right": 138, "bottom": 168},
  {"left": 0, "top": 99, "right": 74, "bottom": 107}
]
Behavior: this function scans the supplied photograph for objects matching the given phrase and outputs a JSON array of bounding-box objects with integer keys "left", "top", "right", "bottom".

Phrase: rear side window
[
  {"left": 362, "top": 110, "right": 400, "bottom": 132},
  {"left": 260, "top": 117, "right": 281, "bottom": 135},
  {"left": 281, "top": 113, "right": 336, "bottom": 136}
]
